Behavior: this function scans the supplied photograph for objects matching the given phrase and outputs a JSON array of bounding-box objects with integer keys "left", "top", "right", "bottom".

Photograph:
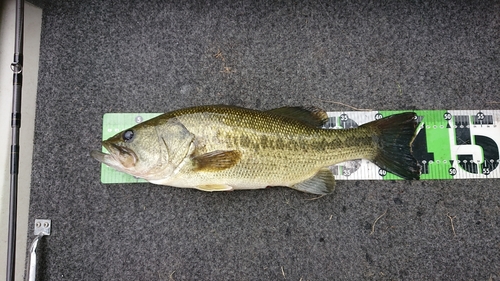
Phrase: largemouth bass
[{"left": 91, "top": 105, "right": 420, "bottom": 195}]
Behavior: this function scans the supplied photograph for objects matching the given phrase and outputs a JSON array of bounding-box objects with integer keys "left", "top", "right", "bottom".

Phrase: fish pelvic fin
[
  {"left": 196, "top": 184, "right": 234, "bottom": 192},
  {"left": 266, "top": 106, "right": 329, "bottom": 127},
  {"left": 362, "top": 112, "right": 421, "bottom": 180},
  {"left": 192, "top": 150, "right": 242, "bottom": 172},
  {"left": 290, "top": 168, "right": 335, "bottom": 195}
]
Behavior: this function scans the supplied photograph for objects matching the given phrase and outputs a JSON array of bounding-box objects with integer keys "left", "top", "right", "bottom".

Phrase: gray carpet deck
[{"left": 28, "top": 0, "right": 499, "bottom": 280}]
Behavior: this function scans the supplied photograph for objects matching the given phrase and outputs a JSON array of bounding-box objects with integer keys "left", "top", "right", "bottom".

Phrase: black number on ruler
[
  {"left": 375, "top": 113, "right": 383, "bottom": 120},
  {"left": 443, "top": 112, "right": 452, "bottom": 120},
  {"left": 454, "top": 115, "right": 499, "bottom": 175}
]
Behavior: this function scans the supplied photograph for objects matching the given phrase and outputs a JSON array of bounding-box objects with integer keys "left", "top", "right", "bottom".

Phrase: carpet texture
[{"left": 27, "top": 0, "right": 499, "bottom": 280}]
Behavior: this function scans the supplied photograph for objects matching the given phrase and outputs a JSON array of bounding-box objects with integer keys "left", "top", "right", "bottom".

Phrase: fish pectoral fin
[
  {"left": 291, "top": 168, "right": 335, "bottom": 195},
  {"left": 192, "top": 150, "right": 241, "bottom": 171},
  {"left": 196, "top": 184, "right": 234, "bottom": 192},
  {"left": 266, "top": 106, "right": 328, "bottom": 127}
]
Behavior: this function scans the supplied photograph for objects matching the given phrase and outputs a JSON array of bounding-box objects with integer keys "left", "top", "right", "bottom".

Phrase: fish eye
[{"left": 122, "top": 130, "right": 134, "bottom": 142}]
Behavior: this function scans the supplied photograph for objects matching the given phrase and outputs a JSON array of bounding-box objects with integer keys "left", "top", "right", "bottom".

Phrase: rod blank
[{"left": 6, "top": 0, "right": 24, "bottom": 280}]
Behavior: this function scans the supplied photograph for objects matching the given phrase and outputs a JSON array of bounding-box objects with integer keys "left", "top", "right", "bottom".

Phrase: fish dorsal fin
[
  {"left": 192, "top": 150, "right": 241, "bottom": 172},
  {"left": 196, "top": 184, "right": 234, "bottom": 192},
  {"left": 291, "top": 168, "right": 335, "bottom": 195},
  {"left": 266, "top": 106, "right": 329, "bottom": 127}
]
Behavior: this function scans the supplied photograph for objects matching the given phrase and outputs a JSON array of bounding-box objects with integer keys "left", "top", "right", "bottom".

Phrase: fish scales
[{"left": 156, "top": 106, "right": 377, "bottom": 187}]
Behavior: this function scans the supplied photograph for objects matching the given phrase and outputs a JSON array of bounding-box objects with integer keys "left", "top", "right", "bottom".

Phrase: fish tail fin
[{"left": 361, "top": 112, "right": 421, "bottom": 180}]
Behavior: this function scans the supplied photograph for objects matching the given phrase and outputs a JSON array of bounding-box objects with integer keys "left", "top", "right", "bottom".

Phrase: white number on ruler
[
  {"left": 449, "top": 167, "right": 457, "bottom": 176},
  {"left": 378, "top": 169, "right": 387, "bottom": 177}
]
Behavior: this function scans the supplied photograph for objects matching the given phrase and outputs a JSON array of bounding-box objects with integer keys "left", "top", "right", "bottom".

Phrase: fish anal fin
[
  {"left": 291, "top": 168, "right": 335, "bottom": 195},
  {"left": 196, "top": 184, "right": 234, "bottom": 192},
  {"left": 192, "top": 150, "right": 241, "bottom": 172},
  {"left": 266, "top": 106, "right": 329, "bottom": 127}
]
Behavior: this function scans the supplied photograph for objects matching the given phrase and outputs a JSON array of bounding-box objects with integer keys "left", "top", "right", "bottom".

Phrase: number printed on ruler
[{"left": 446, "top": 110, "right": 499, "bottom": 178}]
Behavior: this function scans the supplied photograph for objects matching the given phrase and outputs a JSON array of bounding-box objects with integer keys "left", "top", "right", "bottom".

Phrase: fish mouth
[
  {"left": 90, "top": 143, "right": 120, "bottom": 168},
  {"left": 90, "top": 149, "right": 109, "bottom": 163},
  {"left": 91, "top": 142, "right": 137, "bottom": 169}
]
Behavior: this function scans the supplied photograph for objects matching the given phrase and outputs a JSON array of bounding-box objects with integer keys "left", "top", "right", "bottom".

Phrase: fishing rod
[{"left": 6, "top": 0, "right": 25, "bottom": 280}]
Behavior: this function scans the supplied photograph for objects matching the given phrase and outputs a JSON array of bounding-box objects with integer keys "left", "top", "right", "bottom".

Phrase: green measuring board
[{"left": 98, "top": 110, "right": 500, "bottom": 183}]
